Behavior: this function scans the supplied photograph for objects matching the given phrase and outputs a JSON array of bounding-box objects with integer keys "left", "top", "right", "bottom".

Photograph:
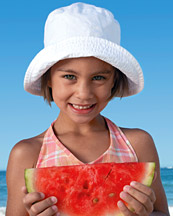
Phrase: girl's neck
[{"left": 53, "top": 112, "right": 107, "bottom": 136}]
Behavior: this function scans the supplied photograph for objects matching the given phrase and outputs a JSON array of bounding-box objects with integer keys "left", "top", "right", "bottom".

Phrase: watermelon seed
[
  {"left": 93, "top": 198, "right": 99, "bottom": 203},
  {"left": 109, "top": 193, "right": 115, "bottom": 197}
]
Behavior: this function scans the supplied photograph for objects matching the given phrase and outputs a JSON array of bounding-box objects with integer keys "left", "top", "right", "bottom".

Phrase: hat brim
[{"left": 24, "top": 37, "right": 144, "bottom": 97}]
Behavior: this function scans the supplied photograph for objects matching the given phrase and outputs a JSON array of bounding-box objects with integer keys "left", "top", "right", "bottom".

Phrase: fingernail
[
  {"left": 52, "top": 205, "right": 57, "bottom": 211},
  {"left": 123, "top": 185, "right": 130, "bottom": 192},
  {"left": 120, "top": 192, "right": 126, "bottom": 199},
  {"left": 130, "top": 181, "right": 136, "bottom": 186},
  {"left": 117, "top": 200, "right": 124, "bottom": 208},
  {"left": 56, "top": 213, "right": 61, "bottom": 216},
  {"left": 51, "top": 196, "right": 57, "bottom": 203},
  {"left": 40, "top": 193, "right": 45, "bottom": 198},
  {"left": 21, "top": 186, "right": 26, "bottom": 191}
]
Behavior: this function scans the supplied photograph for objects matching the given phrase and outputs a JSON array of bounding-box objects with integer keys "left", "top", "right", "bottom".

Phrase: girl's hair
[{"left": 41, "top": 67, "right": 129, "bottom": 106}]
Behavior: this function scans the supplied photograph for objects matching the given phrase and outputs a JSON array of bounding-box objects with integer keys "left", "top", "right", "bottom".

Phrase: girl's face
[{"left": 49, "top": 57, "right": 115, "bottom": 124}]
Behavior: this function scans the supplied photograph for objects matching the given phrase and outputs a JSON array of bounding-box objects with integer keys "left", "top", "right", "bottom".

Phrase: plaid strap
[{"left": 36, "top": 117, "right": 138, "bottom": 168}]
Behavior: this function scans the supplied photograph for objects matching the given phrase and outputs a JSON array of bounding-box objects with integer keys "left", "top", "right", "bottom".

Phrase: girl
[{"left": 6, "top": 2, "right": 169, "bottom": 216}]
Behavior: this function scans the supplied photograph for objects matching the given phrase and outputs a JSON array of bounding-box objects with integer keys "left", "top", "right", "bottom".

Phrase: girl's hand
[
  {"left": 22, "top": 186, "right": 60, "bottom": 216},
  {"left": 117, "top": 181, "right": 156, "bottom": 216}
]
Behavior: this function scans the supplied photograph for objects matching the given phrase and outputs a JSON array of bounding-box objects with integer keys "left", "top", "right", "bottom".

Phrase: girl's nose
[{"left": 75, "top": 81, "right": 93, "bottom": 100}]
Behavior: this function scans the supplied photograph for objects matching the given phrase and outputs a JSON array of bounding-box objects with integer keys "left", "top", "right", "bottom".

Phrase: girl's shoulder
[
  {"left": 6, "top": 130, "right": 47, "bottom": 215},
  {"left": 120, "top": 127, "right": 153, "bottom": 143},
  {"left": 8, "top": 130, "right": 47, "bottom": 168},
  {"left": 120, "top": 127, "right": 157, "bottom": 162}
]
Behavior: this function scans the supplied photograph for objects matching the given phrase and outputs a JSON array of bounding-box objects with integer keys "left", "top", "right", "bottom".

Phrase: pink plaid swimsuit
[{"left": 36, "top": 117, "right": 138, "bottom": 168}]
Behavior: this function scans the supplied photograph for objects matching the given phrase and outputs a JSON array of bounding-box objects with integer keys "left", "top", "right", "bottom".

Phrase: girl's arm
[
  {"left": 120, "top": 128, "right": 170, "bottom": 216},
  {"left": 6, "top": 138, "right": 59, "bottom": 216},
  {"left": 6, "top": 140, "right": 32, "bottom": 215}
]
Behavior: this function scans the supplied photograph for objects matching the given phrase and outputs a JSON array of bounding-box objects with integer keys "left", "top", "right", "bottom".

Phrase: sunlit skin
[
  {"left": 48, "top": 57, "right": 115, "bottom": 132},
  {"left": 6, "top": 57, "right": 169, "bottom": 216}
]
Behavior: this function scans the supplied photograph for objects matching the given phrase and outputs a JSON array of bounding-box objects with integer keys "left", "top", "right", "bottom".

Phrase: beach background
[
  {"left": 0, "top": 0, "right": 173, "bottom": 215},
  {"left": 0, "top": 168, "right": 173, "bottom": 215}
]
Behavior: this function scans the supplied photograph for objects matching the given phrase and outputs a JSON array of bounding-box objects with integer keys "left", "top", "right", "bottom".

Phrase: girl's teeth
[{"left": 72, "top": 104, "right": 92, "bottom": 110}]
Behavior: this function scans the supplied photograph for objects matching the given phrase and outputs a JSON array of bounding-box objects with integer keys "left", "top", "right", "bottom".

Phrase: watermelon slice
[{"left": 25, "top": 162, "right": 155, "bottom": 216}]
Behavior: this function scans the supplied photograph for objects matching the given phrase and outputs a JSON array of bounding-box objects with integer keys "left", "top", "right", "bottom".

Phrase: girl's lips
[
  {"left": 69, "top": 103, "right": 96, "bottom": 114},
  {"left": 71, "top": 104, "right": 94, "bottom": 110}
]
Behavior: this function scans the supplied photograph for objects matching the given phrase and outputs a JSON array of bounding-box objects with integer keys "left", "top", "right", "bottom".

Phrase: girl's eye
[
  {"left": 92, "top": 75, "right": 106, "bottom": 80},
  {"left": 64, "top": 75, "right": 76, "bottom": 80}
]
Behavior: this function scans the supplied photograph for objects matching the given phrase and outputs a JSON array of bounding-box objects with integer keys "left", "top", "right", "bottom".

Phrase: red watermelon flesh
[{"left": 25, "top": 162, "right": 155, "bottom": 216}]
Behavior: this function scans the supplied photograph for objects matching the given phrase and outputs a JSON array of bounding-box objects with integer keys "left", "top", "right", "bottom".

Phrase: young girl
[{"left": 6, "top": 2, "right": 169, "bottom": 216}]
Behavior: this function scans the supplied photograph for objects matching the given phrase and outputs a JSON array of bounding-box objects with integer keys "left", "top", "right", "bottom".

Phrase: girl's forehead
[{"left": 51, "top": 57, "right": 114, "bottom": 71}]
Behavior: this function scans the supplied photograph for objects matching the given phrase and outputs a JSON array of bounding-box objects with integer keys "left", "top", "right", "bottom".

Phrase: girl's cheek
[{"left": 98, "top": 88, "right": 112, "bottom": 99}]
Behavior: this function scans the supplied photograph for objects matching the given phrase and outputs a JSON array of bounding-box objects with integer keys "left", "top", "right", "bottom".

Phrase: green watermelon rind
[
  {"left": 128, "top": 162, "right": 155, "bottom": 214},
  {"left": 141, "top": 162, "right": 155, "bottom": 186},
  {"left": 25, "top": 169, "right": 35, "bottom": 193}
]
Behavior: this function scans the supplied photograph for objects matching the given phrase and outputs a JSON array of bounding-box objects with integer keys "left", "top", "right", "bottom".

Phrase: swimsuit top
[{"left": 36, "top": 117, "right": 138, "bottom": 168}]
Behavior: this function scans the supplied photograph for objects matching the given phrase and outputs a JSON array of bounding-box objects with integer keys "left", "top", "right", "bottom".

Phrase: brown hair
[
  {"left": 41, "top": 69, "right": 53, "bottom": 106},
  {"left": 109, "top": 68, "right": 129, "bottom": 100},
  {"left": 41, "top": 67, "right": 129, "bottom": 106}
]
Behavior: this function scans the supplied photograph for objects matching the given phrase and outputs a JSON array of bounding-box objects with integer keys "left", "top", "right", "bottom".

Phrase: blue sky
[{"left": 0, "top": 0, "right": 173, "bottom": 170}]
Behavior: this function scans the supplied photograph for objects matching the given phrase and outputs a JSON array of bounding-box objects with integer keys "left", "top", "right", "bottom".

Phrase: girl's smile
[
  {"left": 68, "top": 103, "right": 96, "bottom": 114},
  {"left": 49, "top": 57, "right": 115, "bottom": 124}
]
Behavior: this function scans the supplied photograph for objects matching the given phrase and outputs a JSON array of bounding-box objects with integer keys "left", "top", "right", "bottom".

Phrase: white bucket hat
[{"left": 24, "top": 2, "right": 144, "bottom": 97}]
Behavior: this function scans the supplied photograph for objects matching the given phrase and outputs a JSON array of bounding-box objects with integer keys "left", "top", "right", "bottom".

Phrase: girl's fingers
[
  {"left": 22, "top": 187, "right": 59, "bottom": 215},
  {"left": 117, "top": 200, "right": 133, "bottom": 216},
  {"left": 130, "top": 181, "right": 156, "bottom": 203},
  {"left": 23, "top": 192, "right": 45, "bottom": 210},
  {"left": 23, "top": 192, "right": 58, "bottom": 215},
  {"left": 123, "top": 185, "right": 154, "bottom": 213},
  {"left": 30, "top": 196, "right": 58, "bottom": 215},
  {"left": 36, "top": 204, "right": 58, "bottom": 216},
  {"left": 120, "top": 191, "right": 148, "bottom": 215},
  {"left": 21, "top": 186, "right": 28, "bottom": 194}
]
